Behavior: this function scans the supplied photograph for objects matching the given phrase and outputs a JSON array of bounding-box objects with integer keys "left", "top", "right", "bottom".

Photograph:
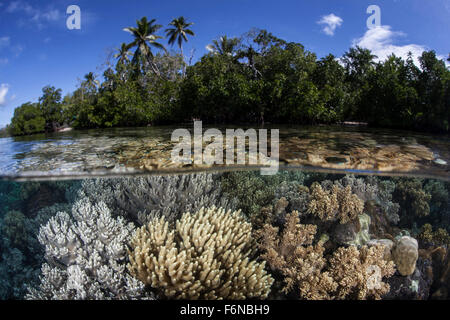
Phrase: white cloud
[
  {"left": 0, "top": 36, "right": 10, "bottom": 49},
  {"left": 352, "top": 25, "right": 428, "bottom": 66},
  {"left": 6, "top": 1, "right": 62, "bottom": 28},
  {"left": 318, "top": 14, "right": 343, "bottom": 36},
  {"left": 0, "top": 84, "right": 9, "bottom": 106}
]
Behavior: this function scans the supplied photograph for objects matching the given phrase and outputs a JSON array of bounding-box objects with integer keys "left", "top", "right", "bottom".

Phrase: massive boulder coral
[
  {"left": 26, "top": 198, "right": 148, "bottom": 300},
  {"left": 329, "top": 245, "right": 396, "bottom": 299},
  {"left": 128, "top": 206, "right": 274, "bottom": 299},
  {"left": 77, "top": 173, "right": 236, "bottom": 225},
  {"left": 256, "top": 212, "right": 337, "bottom": 300},
  {"left": 307, "top": 182, "right": 364, "bottom": 224},
  {"left": 392, "top": 236, "right": 419, "bottom": 276}
]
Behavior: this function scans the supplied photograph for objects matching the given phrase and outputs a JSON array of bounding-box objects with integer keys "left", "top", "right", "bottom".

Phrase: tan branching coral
[
  {"left": 256, "top": 211, "right": 396, "bottom": 300},
  {"left": 329, "top": 245, "right": 396, "bottom": 300},
  {"left": 256, "top": 212, "right": 337, "bottom": 300},
  {"left": 127, "top": 206, "right": 274, "bottom": 299},
  {"left": 418, "top": 223, "right": 450, "bottom": 246},
  {"left": 307, "top": 183, "right": 364, "bottom": 224}
]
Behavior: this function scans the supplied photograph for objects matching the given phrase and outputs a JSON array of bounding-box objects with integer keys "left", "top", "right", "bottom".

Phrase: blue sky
[{"left": 0, "top": 0, "right": 449, "bottom": 127}]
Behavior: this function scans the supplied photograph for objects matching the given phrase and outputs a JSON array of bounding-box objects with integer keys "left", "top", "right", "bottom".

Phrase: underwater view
[
  {"left": 1, "top": 169, "right": 449, "bottom": 300},
  {"left": 0, "top": 0, "right": 449, "bottom": 308}
]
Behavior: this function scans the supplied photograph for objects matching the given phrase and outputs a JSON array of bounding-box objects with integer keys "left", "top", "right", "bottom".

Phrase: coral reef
[
  {"left": 367, "top": 239, "right": 394, "bottom": 261},
  {"left": 329, "top": 245, "right": 396, "bottom": 299},
  {"left": 0, "top": 171, "right": 447, "bottom": 301},
  {"left": 307, "top": 183, "right": 364, "bottom": 224},
  {"left": 78, "top": 173, "right": 236, "bottom": 225},
  {"left": 256, "top": 212, "right": 337, "bottom": 300},
  {"left": 128, "top": 206, "right": 273, "bottom": 299},
  {"left": 273, "top": 181, "right": 310, "bottom": 216},
  {"left": 220, "top": 171, "right": 308, "bottom": 219},
  {"left": 393, "top": 178, "right": 432, "bottom": 224},
  {"left": 392, "top": 236, "right": 419, "bottom": 276},
  {"left": 333, "top": 213, "right": 371, "bottom": 246},
  {"left": 26, "top": 198, "right": 148, "bottom": 300},
  {"left": 418, "top": 224, "right": 450, "bottom": 246},
  {"left": 329, "top": 175, "right": 400, "bottom": 224},
  {"left": 424, "top": 180, "right": 449, "bottom": 216},
  {"left": 1, "top": 211, "right": 28, "bottom": 249},
  {"left": 385, "top": 256, "right": 433, "bottom": 300},
  {"left": 256, "top": 211, "right": 395, "bottom": 300},
  {"left": 428, "top": 247, "right": 450, "bottom": 299},
  {"left": 0, "top": 202, "right": 71, "bottom": 300}
]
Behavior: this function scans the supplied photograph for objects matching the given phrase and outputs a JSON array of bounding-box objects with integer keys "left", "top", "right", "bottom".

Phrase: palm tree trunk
[{"left": 181, "top": 45, "right": 186, "bottom": 76}]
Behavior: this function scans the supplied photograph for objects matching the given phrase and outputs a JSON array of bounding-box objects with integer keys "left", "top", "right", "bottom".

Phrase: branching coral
[
  {"left": 307, "top": 183, "right": 364, "bottom": 224},
  {"left": 256, "top": 212, "right": 337, "bottom": 300},
  {"left": 26, "top": 198, "right": 148, "bottom": 300},
  {"left": 256, "top": 211, "right": 396, "bottom": 300},
  {"left": 220, "top": 171, "right": 281, "bottom": 218},
  {"left": 393, "top": 178, "right": 432, "bottom": 220},
  {"left": 0, "top": 202, "right": 71, "bottom": 300},
  {"left": 274, "top": 181, "right": 310, "bottom": 215},
  {"left": 329, "top": 245, "right": 396, "bottom": 300},
  {"left": 1, "top": 210, "right": 28, "bottom": 249},
  {"left": 418, "top": 224, "right": 450, "bottom": 246},
  {"left": 128, "top": 206, "right": 274, "bottom": 300},
  {"left": 220, "top": 170, "right": 307, "bottom": 219},
  {"left": 78, "top": 173, "right": 236, "bottom": 225}
]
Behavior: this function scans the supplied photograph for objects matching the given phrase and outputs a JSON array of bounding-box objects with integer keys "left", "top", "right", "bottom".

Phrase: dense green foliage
[
  {"left": 6, "top": 18, "right": 450, "bottom": 136},
  {"left": 10, "top": 102, "right": 45, "bottom": 136}
]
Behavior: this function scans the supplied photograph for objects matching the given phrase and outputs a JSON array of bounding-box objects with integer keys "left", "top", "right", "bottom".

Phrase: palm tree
[
  {"left": 123, "top": 17, "right": 166, "bottom": 75},
  {"left": 83, "top": 72, "right": 99, "bottom": 88},
  {"left": 165, "top": 16, "right": 195, "bottom": 74},
  {"left": 114, "top": 43, "right": 132, "bottom": 65},
  {"left": 79, "top": 72, "right": 98, "bottom": 101},
  {"left": 206, "top": 35, "right": 240, "bottom": 56}
]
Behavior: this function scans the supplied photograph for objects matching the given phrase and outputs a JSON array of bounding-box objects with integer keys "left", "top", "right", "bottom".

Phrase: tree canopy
[{"left": 7, "top": 20, "right": 450, "bottom": 136}]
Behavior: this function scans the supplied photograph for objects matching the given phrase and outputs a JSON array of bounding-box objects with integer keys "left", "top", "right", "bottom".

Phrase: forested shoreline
[{"left": 4, "top": 17, "right": 450, "bottom": 137}]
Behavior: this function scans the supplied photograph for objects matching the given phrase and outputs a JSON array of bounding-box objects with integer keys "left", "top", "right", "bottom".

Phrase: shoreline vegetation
[{"left": 3, "top": 16, "right": 450, "bottom": 137}]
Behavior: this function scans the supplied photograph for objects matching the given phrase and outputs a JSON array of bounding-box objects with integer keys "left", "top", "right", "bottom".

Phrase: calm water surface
[{"left": 0, "top": 125, "right": 448, "bottom": 180}]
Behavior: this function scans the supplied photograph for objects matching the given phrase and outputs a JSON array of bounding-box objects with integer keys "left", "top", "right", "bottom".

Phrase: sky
[{"left": 0, "top": 0, "right": 449, "bottom": 127}]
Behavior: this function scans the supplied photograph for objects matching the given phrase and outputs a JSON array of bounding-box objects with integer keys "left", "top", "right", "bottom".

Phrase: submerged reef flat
[
  {"left": 1, "top": 126, "right": 448, "bottom": 180},
  {"left": 0, "top": 171, "right": 449, "bottom": 300}
]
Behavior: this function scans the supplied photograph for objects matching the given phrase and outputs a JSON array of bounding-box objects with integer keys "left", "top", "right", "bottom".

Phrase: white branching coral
[
  {"left": 26, "top": 198, "right": 148, "bottom": 300},
  {"left": 128, "top": 206, "right": 274, "bottom": 299},
  {"left": 78, "top": 173, "right": 237, "bottom": 225}
]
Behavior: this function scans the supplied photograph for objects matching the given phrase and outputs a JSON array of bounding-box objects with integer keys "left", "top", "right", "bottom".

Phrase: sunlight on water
[{"left": 0, "top": 125, "right": 449, "bottom": 181}]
